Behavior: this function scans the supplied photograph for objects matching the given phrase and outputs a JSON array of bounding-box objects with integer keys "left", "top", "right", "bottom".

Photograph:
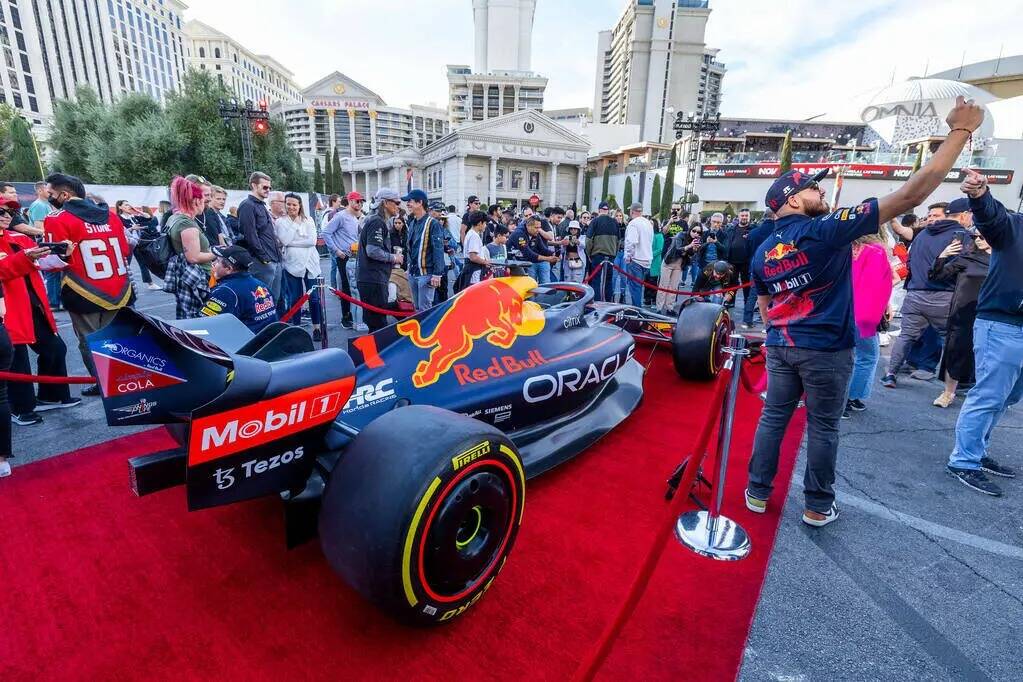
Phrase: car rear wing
[{"left": 88, "top": 309, "right": 357, "bottom": 517}]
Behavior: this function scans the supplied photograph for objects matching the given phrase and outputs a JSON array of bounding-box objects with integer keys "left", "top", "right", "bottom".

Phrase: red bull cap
[{"left": 765, "top": 168, "right": 829, "bottom": 212}]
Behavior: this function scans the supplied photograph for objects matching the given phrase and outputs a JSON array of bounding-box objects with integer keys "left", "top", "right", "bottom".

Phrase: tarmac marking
[
  {"left": 806, "top": 530, "right": 993, "bottom": 682},
  {"left": 833, "top": 490, "right": 1023, "bottom": 560}
]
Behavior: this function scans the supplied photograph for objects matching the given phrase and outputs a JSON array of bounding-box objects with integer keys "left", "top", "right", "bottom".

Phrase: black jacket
[
  {"left": 585, "top": 214, "right": 620, "bottom": 258},
  {"left": 906, "top": 219, "right": 960, "bottom": 291},
  {"left": 970, "top": 190, "right": 1023, "bottom": 326},
  {"left": 718, "top": 223, "right": 752, "bottom": 266},
  {"left": 357, "top": 212, "right": 395, "bottom": 285},
  {"left": 237, "top": 195, "right": 281, "bottom": 263}
]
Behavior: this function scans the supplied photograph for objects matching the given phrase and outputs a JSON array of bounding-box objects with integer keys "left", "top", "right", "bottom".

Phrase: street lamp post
[
  {"left": 673, "top": 111, "right": 720, "bottom": 213},
  {"left": 218, "top": 98, "right": 271, "bottom": 178}
]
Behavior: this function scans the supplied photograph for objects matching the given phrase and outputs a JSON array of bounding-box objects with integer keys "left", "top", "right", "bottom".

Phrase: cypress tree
[
  {"left": 7, "top": 116, "right": 43, "bottom": 180},
  {"left": 339, "top": 165, "right": 347, "bottom": 195},
  {"left": 622, "top": 176, "right": 633, "bottom": 211},
  {"left": 910, "top": 145, "right": 924, "bottom": 174},
  {"left": 331, "top": 147, "right": 342, "bottom": 194},
  {"left": 651, "top": 174, "right": 662, "bottom": 220},
  {"left": 583, "top": 170, "right": 592, "bottom": 209},
  {"left": 779, "top": 130, "right": 793, "bottom": 172},
  {"left": 661, "top": 145, "right": 677, "bottom": 213},
  {"left": 312, "top": 158, "right": 323, "bottom": 194},
  {"left": 324, "top": 152, "right": 334, "bottom": 196},
  {"left": 601, "top": 165, "right": 610, "bottom": 201}
]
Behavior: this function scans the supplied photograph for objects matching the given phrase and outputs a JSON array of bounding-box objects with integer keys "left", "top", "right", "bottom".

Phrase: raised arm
[{"left": 876, "top": 96, "right": 984, "bottom": 224}]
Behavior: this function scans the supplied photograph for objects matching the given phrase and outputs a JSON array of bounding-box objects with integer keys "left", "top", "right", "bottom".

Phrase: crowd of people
[{"left": 1, "top": 97, "right": 1020, "bottom": 504}]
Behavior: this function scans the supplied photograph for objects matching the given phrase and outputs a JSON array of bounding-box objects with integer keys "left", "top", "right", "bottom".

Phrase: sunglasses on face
[
  {"left": 0, "top": 209, "right": 15, "bottom": 218},
  {"left": 259, "top": 184, "right": 272, "bottom": 191}
]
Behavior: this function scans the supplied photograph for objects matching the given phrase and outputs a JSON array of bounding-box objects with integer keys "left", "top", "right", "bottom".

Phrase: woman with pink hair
[
  {"left": 845, "top": 235, "right": 893, "bottom": 418},
  {"left": 164, "top": 176, "right": 215, "bottom": 318}
]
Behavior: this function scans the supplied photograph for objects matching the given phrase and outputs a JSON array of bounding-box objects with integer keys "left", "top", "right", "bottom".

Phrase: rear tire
[
  {"left": 672, "top": 301, "right": 732, "bottom": 381},
  {"left": 319, "top": 405, "right": 526, "bottom": 625}
]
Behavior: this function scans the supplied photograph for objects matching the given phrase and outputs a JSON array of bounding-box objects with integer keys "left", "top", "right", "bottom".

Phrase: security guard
[{"left": 201, "top": 245, "right": 277, "bottom": 333}]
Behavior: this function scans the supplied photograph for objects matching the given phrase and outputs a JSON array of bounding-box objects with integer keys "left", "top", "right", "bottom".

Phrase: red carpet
[{"left": 0, "top": 353, "right": 805, "bottom": 681}]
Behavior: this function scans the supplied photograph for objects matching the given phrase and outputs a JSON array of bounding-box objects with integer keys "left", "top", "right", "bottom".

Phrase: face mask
[{"left": 48, "top": 195, "right": 64, "bottom": 209}]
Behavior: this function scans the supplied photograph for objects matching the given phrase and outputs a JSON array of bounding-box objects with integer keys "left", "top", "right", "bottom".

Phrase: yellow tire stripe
[
  {"left": 402, "top": 476, "right": 442, "bottom": 607},
  {"left": 499, "top": 444, "right": 527, "bottom": 523}
]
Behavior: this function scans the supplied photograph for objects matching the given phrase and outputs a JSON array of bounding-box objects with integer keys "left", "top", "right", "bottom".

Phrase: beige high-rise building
[
  {"left": 593, "top": 0, "right": 725, "bottom": 143},
  {"left": 0, "top": 0, "right": 188, "bottom": 127},
  {"left": 184, "top": 20, "right": 300, "bottom": 106}
]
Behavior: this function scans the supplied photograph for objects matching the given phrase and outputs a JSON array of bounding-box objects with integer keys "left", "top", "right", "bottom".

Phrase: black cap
[
  {"left": 213, "top": 245, "right": 254, "bottom": 270},
  {"left": 467, "top": 195, "right": 480, "bottom": 204}
]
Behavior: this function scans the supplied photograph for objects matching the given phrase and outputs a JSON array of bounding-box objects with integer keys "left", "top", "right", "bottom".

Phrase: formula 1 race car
[{"left": 88, "top": 276, "right": 731, "bottom": 625}]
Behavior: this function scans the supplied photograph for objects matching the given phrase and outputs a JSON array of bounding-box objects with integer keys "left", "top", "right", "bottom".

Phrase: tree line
[{"left": 2, "top": 71, "right": 309, "bottom": 192}]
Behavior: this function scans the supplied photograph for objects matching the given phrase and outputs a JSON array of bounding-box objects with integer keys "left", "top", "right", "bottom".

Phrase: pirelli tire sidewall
[
  {"left": 319, "top": 404, "right": 526, "bottom": 626},
  {"left": 672, "top": 301, "right": 732, "bottom": 381}
]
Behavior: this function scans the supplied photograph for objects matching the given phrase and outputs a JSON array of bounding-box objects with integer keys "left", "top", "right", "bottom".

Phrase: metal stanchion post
[
  {"left": 674, "top": 333, "right": 752, "bottom": 560},
  {"left": 316, "top": 276, "right": 329, "bottom": 350}
]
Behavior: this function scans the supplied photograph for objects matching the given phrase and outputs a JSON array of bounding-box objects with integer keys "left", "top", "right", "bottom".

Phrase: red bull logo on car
[{"left": 396, "top": 277, "right": 545, "bottom": 388}]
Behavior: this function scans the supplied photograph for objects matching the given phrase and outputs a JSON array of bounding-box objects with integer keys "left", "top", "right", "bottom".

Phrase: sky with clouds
[{"left": 184, "top": 0, "right": 1023, "bottom": 120}]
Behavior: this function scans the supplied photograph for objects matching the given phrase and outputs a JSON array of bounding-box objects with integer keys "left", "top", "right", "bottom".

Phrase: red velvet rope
[
  {"left": 0, "top": 371, "right": 95, "bottom": 384},
  {"left": 573, "top": 368, "right": 732, "bottom": 681},
  {"left": 607, "top": 261, "right": 751, "bottom": 296},
  {"left": 278, "top": 291, "right": 311, "bottom": 324},
  {"left": 328, "top": 287, "right": 414, "bottom": 317}
]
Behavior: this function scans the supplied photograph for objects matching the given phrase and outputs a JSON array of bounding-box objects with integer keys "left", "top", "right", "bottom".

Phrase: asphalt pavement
[{"left": 10, "top": 263, "right": 1023, "bottom": 680}]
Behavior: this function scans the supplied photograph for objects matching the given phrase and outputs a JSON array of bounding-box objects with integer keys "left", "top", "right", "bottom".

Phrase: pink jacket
[{"left": 851, "top": 243, "right": 893, "bottom": 339}]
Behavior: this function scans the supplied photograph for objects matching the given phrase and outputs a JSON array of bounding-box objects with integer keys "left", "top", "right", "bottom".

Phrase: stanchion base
[{"left": 674, "top": 510, "right": 751, "bottom": 561}]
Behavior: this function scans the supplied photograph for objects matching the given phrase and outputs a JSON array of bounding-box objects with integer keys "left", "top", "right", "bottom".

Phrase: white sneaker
[
  {"left": 355, "top": 323, "right": 369, "bottom": 332},
  {"left": 147, "top": 283, "right": 163, "bottom": 290},
  {"left": 802, "top": 503, "right": 840, "bottom": 527},
  {"left": 0, "top": 460, "right": 11, "bottom": 477}
]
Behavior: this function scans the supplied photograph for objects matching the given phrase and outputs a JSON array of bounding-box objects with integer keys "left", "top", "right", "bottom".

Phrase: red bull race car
[{"left": 88, "top": 276, "right": 732, "bottom": 625}]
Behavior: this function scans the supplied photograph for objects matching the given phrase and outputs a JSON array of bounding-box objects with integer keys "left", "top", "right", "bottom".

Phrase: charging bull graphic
[{"left": 397, "top": 277, "right": 545, "bottom": 388}]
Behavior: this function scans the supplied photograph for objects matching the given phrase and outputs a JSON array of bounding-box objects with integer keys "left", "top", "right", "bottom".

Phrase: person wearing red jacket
[
  {"left": 0, "top": 199, "right": 78, "bottom": 426},
  {"left": 43, "top": 173, "right": 135, "bottom": 397}
]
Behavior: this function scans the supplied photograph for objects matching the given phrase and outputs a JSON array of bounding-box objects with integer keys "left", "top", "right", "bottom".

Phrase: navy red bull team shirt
[{"left": 751, "top": 198, "right": 880, "bottom": 351}]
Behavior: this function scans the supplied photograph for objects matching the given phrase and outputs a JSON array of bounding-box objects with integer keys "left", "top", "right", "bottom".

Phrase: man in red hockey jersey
[{"left": 44, "top": 173, "right": 135, "bottom": 397}]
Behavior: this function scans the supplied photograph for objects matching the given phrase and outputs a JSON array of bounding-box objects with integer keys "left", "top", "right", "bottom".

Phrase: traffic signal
[
  {"left": 258, "top": 99, "right": 268, "bottom": 111},
  {"left": 252, "top": 118, "right": 270, "bottom": 136}
]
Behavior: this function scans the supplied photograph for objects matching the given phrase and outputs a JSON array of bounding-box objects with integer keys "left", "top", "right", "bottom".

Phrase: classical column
[
  {"left": 369, "top": 110, "right": 379, "bottom": 157},
  {"left": 575, "top": 165, "right": 586, "bottom": 208},
  {"left": 549, "top": 162, "right": 559, "bottom": 206},
  {"left": 326, "top": 108, "right": 336, "bottom": 158},
  {"left": 498, "top": 85, "right": 504, "bottom": 117},
  {"left": 483, "top": 87, "right": 489, "bottom": 120},
  {"left": 489, "top": 156, "right": 498, "bottom": 205},
  {"left": 395, "top": 164, "right": 404, "bottom": 192},
  {"left": 364, "top": 171, "right": 371, "bottom": 196},
  {"left": 455, "top": 154, "right": 466, "bottom": 209},
  {"left": 347, "top": 108, "right": 358, "bottom": 159},
  {"left": 514, "top": 86, "right": 520, "bottom": 112},
  {"left": 376, "top": 168, "right": 384, "bottom": 192}
]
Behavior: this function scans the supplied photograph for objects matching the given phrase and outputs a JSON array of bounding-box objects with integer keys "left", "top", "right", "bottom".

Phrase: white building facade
[
  {"left": 1, "top": 0, "right": 188, "bottom": 126},
  {"left": 343, "top": 110, "right": 590, "bottom": 210},
  {"left": 593, "top": 0, "right": 725, "bottom": 143},
  {"left": 274, "top": 72, "right": 449, "bottom": 172},
  {"left": 183, "top": 20, "right": 300, "bottom": 106},
  {"left": 449, "top": 0, "right": 547, "bottom": 127}
]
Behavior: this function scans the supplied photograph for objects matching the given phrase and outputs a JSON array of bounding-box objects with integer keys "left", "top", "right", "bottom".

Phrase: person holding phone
[
  {"left": 881, "top": 197, "right": 973, "bottom": 387},
  {"left": 0, "top": 198, "right": 79, "bottom": 425},
  {"left": 116, "top": 200, "right": 160, "bottom": 289}
]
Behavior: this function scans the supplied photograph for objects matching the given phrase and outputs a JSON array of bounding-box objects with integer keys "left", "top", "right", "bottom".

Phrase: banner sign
[{"left": 700, "top": 163, "right": 1014, "bottom": 185}]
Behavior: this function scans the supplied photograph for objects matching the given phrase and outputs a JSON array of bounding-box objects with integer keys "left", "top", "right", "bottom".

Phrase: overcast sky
[{"left": 184, "top": 0, "right": 1023, "bottom": 120}]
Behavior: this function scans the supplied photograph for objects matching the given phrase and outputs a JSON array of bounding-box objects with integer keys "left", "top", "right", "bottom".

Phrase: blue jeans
[
  {"left": 748, "top": 346, "right": 854, "bottom": 512},
  {"left": 848, "top": 333, "right": 879, "bottom": 401},
  {"left": 282, "top": 271, "right": 322, "bottom": 326},
  {"left": 530, "top": 260, "right": 551, "bottom": 285},
  {"left": 948, "top": 319, "right": 1023, "bottom": 470},
  {"left": 44, "top": 270, "right": 63, "bottom": 308},
  {"left": 330, "top": 254, "right": 339, "bottom": 289},
  {"left": 411, "top": 274, "right": 436, "bottom": 311},
  {"left": 588, "top": 254, "right": 613, "bottom": 301},
  {"left": 612, "top": 252, "right": 626, "bottom": 298},
  {"left": 688, "top": 261, "right": 702, "bottom": 286},
  {"left": 625, "top": 261, "right": 648, "bottom": 307}
]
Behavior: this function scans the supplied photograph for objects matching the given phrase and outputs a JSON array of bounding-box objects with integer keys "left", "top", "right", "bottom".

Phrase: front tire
[
  {"left": 319, "top": 405, "right": 526, "bottom": 625},
  {"left": 672, "top": 301, "right": 732, "bottom": 381}
]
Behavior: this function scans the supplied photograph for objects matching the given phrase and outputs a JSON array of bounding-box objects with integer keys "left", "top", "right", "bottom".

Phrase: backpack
[{"left": 134, "top": 212, "right": 186, "bottom": 279}]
